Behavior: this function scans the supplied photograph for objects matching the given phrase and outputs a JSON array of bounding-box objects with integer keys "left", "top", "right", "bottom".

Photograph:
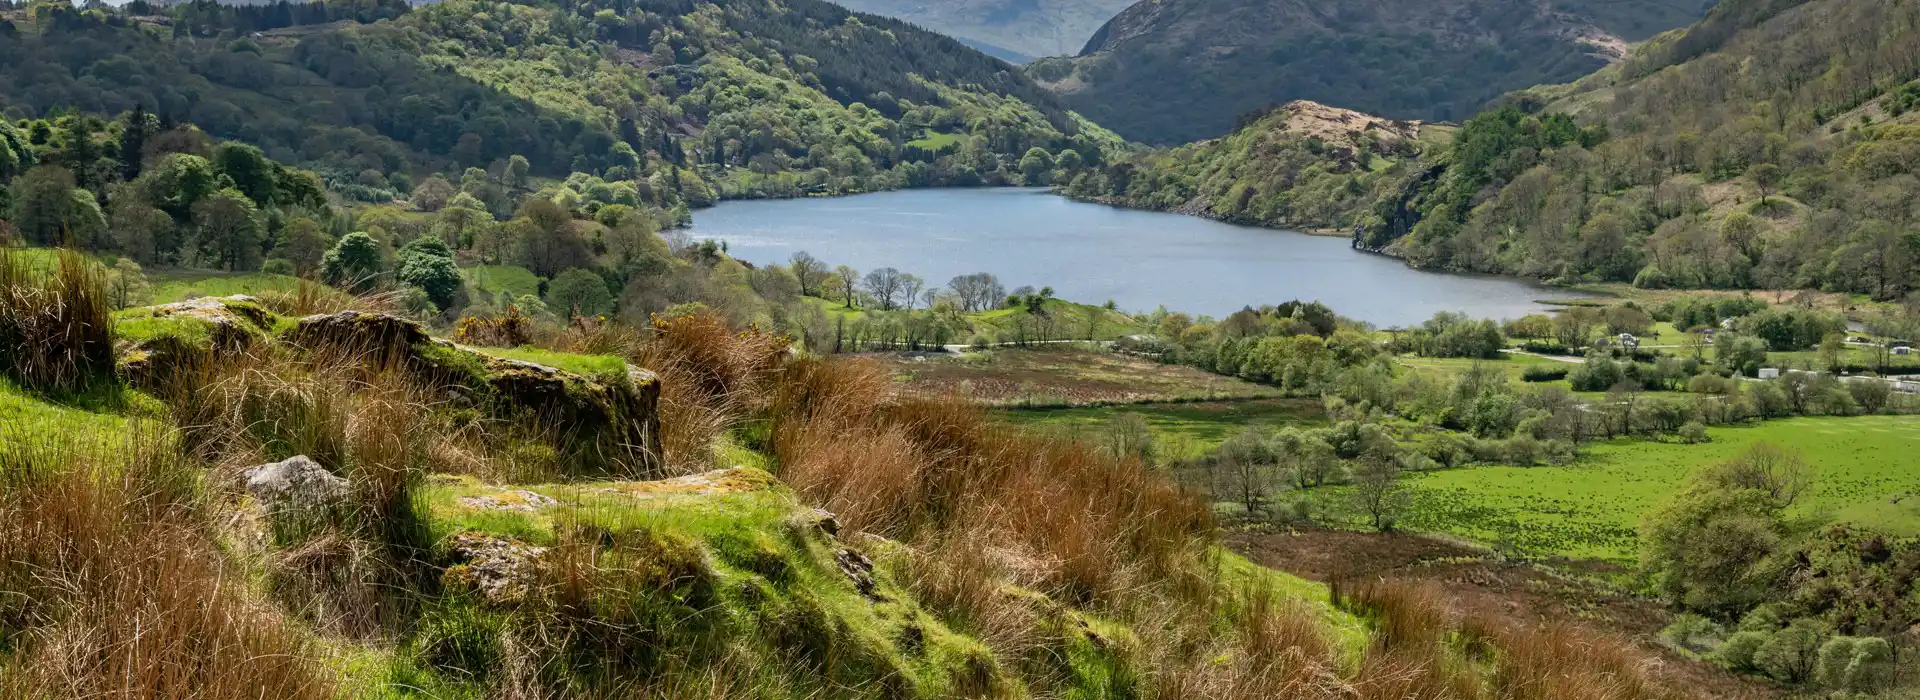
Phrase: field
[
  {"left": 462, "top": 264, "right": 545, "bottom": 300},
  {"left": 1397, "top": 415, "right": 1920, "bottom": 561},
  {"left": 999, "top": 398, "right": 1324, "bottom": 458},
  {"left": 149, "top": 270, "right": 301, "bottom": 303},
  {"left": 881, "top": 346, "right": 1280, "bottom": 406}
]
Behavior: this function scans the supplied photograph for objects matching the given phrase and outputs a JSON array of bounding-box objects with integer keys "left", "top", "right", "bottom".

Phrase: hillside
[
  {"left": 830, "top": 0, "right": 1137, "bottom": 61},
  {"left": 1027, "top": 0, "right": 1714, "bottom": 144},
  {"left": 0, "top": 0, "right": 1114, "bottom": 202},
  {"left": 1357, "top": 0, "right": 1920, "bottom": 297},
  {"left": 1062, "top": 100, "right": 1447, "bottom": 229}
]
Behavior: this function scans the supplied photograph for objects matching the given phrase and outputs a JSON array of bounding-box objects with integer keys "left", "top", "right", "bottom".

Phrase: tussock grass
[
  {"left": 635, "top": 313, "right": 789, "bottom": 472},
  {"left": 0, "top": 247, "right": 116, "bottom": 393},
  {"left": 161, "top": 344, "right": 439, "bottom": 637},
  {"left": 0, "top": 430, "right": 335, "bottom": 700}
]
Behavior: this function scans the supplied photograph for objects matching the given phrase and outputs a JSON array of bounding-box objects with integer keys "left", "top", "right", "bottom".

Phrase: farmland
[
  {"left": 999, "top": 397, "right": 1324, "bottom": 458},
  {"left": 881, "top": 345, "right": 1279, "bottom": 406},
  {"left": 1395, "top": 415, "right": 1920, "bottom": 561}
]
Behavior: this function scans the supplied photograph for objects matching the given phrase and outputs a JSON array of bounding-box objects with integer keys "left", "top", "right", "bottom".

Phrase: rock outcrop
[
  {"left": 117, "top": 295, "right": 274, "bottom": 387},
  {"left": 286, "top": 310, "right": 662, "bottom": 478}
]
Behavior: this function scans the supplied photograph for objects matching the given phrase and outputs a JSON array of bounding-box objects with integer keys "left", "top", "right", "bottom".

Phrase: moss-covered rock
[
  {"left": 420, "top": 469, "right": 1015, "bottom": 697},
  {"left": 285, "top": 310, "right": 662, "bottom": 478},
  {"left": 115, "top": 295, "right": 276, "bottom": 388}
]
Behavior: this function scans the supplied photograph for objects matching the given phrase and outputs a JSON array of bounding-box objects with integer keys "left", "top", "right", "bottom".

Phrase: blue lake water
[{"left": 690, "top": 188, "right": 1588, "bottom": 326}]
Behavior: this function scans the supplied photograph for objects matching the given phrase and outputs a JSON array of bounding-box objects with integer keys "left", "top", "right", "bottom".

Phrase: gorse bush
[{"left": 0, "top": 248, "right": 115, "bottom": 393}]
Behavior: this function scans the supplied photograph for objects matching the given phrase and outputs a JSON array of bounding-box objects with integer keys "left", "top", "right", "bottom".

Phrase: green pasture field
[
  {"left": 1398, "top": 414, "right": 1920, "bottom": 562},
  {"left": 150, "top": 271, "right": 301, "bottom": 303},
  {"left": 463, "top": 265, "right": 545, "bottom": 300},
  {"left": 998, "top": 398, "right": 1324, "bottom": 459}
]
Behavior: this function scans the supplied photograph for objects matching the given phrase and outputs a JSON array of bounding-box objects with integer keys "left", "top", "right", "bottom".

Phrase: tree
[
  {"left": 322, "top": 232, "right": 383, "bottom": 287},
  {"left": 546, "top": 268, "right": 614, "bottom": 318},
  {"left": 210, "top": 142, "right": 278, "bottom": 207},
  {"left": 410, "top": 175, "right": 456, "bottom": 212},
  {"left": 1716, "top": 333, "right": 1768, "bottom": 375},
  {"left": 1640, "top": 444, "right": 1808, "bottom": 615},
  {"left": 1748, "top": 163, "right": 1781, "bottom": 205},
  {"left": 899, "top": 274, "right": 925, "bottom": 310},
  {"left": 117, "top": 105, "right": 154, "bottom": 182},
  {"left": 834, "top": 265, "right": 859, "bottom": 308},
  {"left": 1817, "top": 331, "right": 1847, "bottom": 372},
  {"left": 191, "top": 188, "right": 264, "bottom": 271},
  {"left": 505, "top": 155, "right": 532, "bottom": 189},
  {"left": 790, "top": 251, "right": 827, "bottom": 297},
  {"left": 863, "top": 267, "right": 906, "bottom": 310},
  {"left": 1350, "top": 443, "right": 1408, "bottom": 531},
  {"left": 397, "top": 237, "right": 462, "bottom": 310},
  {"left": 9, "top": 165, "right": 80, "bottom": 245},
  {"left": 1019, "top": 147, "right": 1054, "bottom": 185},
  {"left": 109, "top": 193, "right": 175, "bottom": 264},
  {"left": 275, "top": 217, "right": 333, "bottom": 274}
]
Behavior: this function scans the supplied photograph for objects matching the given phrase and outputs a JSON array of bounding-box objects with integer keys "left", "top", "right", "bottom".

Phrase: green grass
[
  {"left": 906, "top": 131, "right": 963, "bottom": 150},
  {"left": 462, "top": 265, "right": 544, "bottom": 300},
  {"left": 469, "top": 345, "right": 628, "bottom": 379},
  {"left": 150, "top": 270, "right": 301, "bottom": 303},
  {"left": 998, "top": 398, "right": 1324, "bottom": 459},
  {"left": 1396, "top": 415, "right": 1920, "bottom": 561}
]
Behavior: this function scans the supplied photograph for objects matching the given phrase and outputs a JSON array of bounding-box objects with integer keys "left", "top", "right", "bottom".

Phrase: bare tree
[
  {"left": 900, "top": 274, "right": 925, "bottom": 310},
  {"left": 1350, "top": 446, "right": 1409, "bottom": 532},
  {"left": 862, "top": 267, "right": 907, "bottom": 310},
  {"left": 835, "top": 264, "right": 858, "bottom": 308},
  {"left": 947, "top": 273, "right": 1005, "bottom": 312},
  {"left": 790, "top": 251, "right": 827, "bottom": 297},
  {"left": 1709, "top": 442, "right": 1812, "bottom": 506}
]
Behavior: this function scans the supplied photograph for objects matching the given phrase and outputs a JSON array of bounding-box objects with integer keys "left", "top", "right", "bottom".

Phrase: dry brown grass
[
  {"left": 160, "top": 344, "right": 439, "bottom": 637},
  {"left": 0, "top": 432, "right": 336, "bottom": 700},
  {"left": 633, "top": 313, "right": 789, "bottom": 472},
  {"left": 0, "top": 248, "right": 116, "bottom": 393},
  {"left": 770, "top": 352, "right": 1216, "bottom": 613},
  {"left": 255, "top": 276, "right": 400, "bottom": 318}
]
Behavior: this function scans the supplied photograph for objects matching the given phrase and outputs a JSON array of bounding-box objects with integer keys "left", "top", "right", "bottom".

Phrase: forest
[{"left": 0, "top": 0, "right": 1111, "bottom": 204}]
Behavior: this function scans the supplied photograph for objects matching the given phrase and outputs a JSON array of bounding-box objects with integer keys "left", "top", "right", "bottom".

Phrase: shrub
[
  {"left": 1520, "top": 365, "right": 1568, "bottom": 382},
  {"left": 1753, "top": 619, "right": 1827, "bottom": 683},
  {"left": 1677, "top": 421, "right": 1709, "bottom": 443},
  {"left": 1815, "top": 636, "right": 1894, "bottom": 692},
  {"left": 1520, "top": 339, "right": 1569, "bottom": 355},
  {"left": 1660, "top": 613, "right": 1725, "bottom": 653},
  {"left": 1715, "top": 631, "right": 1768, "bottom": 671}
]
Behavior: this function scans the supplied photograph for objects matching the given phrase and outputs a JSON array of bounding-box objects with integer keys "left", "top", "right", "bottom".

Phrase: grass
[
  {"left": 906, "top": 131, "right": 963, "bottom": 150},
  {"left": 999, "top": 398, "right": 1325, "bottom": 459},
  {"left": 468, "top": 344, "right": 628, "bottom": 380},
  {"left": 886, "top": 346, "right": 1280, "bottom": 406},
  {"left": 461, "top": 265, "right": 543, "bottom": 300},
  {"left": 150, "top": 270, "right": 302, "bottom": 303},
  {"left": 1396, "top": 415, "right": 1920, "bottom": 561}
]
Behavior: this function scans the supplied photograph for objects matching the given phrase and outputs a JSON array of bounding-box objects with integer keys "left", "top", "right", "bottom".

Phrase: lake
[{"left": 690, "top": 188, "right": 1588, "bottom": 326}]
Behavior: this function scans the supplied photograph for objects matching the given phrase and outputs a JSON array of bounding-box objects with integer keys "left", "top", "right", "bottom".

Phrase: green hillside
[
  {"left": 1027, "top": 0, "right": 1713, "bottom": 144},
  {"left": 0, "top": 0, "right": 1115, "bottom": 201}
]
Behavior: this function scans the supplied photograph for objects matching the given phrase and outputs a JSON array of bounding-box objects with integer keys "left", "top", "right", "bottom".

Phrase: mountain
[
  {"left": 1027, "top": 0, "right": 1716, "bottom": 144},
  {"left": 0, "top": 0, "right": 1116, "bottom": 203},
  {"left": 830, "top": 0, "right": 1137, "bottom": 60},
  {"left": 1080, "top": 0, "right": 1920, "bottom": 300}
]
